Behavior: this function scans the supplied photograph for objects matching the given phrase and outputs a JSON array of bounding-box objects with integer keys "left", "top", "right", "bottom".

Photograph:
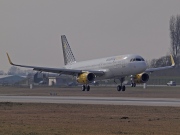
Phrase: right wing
[
  {"left": 6, "top": 53, "right": 105, "bottom": 76},
  {"left": 145, "top": 55, "right": 175, "bottom": 73}
]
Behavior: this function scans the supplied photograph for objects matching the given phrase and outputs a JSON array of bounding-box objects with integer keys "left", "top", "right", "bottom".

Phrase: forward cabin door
[{"left": 111, "top": 60, "right": 127, "bottom": 77}]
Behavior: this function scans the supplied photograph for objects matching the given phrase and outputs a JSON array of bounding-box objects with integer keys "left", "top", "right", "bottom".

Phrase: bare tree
[
  {"left": 8, "top": 66, "right": 36, "bottom": 76},
  {"left": 8, "top": 66, "right": 21, "bottom": 75},
  {"left": 150, "top": 55, "right": 171, "bottom": 68},
  {"left": 170, "top": 15, "right": 180, "bottom": 65}
]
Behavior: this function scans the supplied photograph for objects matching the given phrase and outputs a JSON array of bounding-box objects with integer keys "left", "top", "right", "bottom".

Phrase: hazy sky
[{"left": 1, "top": 0, "right": 180, "bottom": 72}]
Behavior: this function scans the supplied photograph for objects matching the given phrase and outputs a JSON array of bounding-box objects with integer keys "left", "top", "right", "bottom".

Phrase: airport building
[
  {"left": 48, "top": 76, "right": 71, "bottom": 86},
  {"left": 34, "top": 72, "right": 74, "bottom": 86}
]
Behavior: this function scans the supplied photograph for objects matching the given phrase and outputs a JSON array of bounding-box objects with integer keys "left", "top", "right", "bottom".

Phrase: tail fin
[{"left": 61, "top": 35, "right": 76, "bottom": 65}]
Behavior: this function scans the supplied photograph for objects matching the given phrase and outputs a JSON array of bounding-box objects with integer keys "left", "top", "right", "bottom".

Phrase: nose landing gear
[
  {"left": 82, "top": 85, "right": 90, "bottom": 91},
  {"left": 131, "top": 83, "right": 136, "bottom": 87},
  {"left": 130, "top": 75, "right": 136, "bottom": 87}
]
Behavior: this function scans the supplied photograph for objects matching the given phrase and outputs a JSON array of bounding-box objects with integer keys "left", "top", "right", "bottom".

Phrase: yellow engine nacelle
[
  {"left": 76, "top": 72, "right": 95, "bottom": 84},
  {"left": 134, "top": 73, "right": 149, "bottom": 84}
]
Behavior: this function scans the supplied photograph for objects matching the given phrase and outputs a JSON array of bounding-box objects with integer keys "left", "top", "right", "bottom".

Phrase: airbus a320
[{"left": 7, "top": 35, "right": 175, "bottom": 91}]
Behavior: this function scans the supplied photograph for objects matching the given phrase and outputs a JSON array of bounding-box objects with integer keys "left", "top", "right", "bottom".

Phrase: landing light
[{"left": 123, "top": 57, "right": 127, "bottom": 59}]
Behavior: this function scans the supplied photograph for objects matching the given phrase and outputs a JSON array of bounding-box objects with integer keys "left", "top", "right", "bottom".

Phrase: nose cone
[
  {"left": 135, "top": 61, "right": 147, "bottom": 73},
  {"left": 140, "top": 62, "right": 147, "bottom": 72}
]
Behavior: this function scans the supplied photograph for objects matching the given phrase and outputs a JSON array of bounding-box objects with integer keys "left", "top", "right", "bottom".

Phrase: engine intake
[
  {"left": 76, "top": 72, "right": 95, "bottom": 84},
  {"left": 134, "top": 73, "right": 149, "bottom": 84}
]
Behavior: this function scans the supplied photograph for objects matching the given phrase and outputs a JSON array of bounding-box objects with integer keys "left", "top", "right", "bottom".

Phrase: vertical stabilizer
[{"left": 61, "top": 35, "right": 76, "bottom": 65}]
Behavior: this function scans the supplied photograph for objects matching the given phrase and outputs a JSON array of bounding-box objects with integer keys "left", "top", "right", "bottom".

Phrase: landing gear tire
[
  {"left": 131, "top": 83, "right": 136, "bottom": 87},
  {"left": 82, "top": 85, "right": 86, "bottom": 91},
  {"left": 87, "top": 85, "right": 90, "bottom": 91},
  {"left": 122, "top": 85, "right": 126, "bottom": 91},
  {"left": 82, "top": 85, "right": 90, "bottom": 91},
  {"left": 117, "top": 85, "right": 122, "bottom": 91}
]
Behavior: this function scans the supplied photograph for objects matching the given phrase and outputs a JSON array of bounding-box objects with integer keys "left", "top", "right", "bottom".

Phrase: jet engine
[
  {"left": 134, "top": 73, "right": 149, "bottom": 83},
  {"left": 76, "top": 72, "right": 95, "bottom": 84}
]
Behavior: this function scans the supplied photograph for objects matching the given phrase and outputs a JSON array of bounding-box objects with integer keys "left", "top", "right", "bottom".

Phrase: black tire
[
  {"left": 82, "top": 85, "right": 86, "bottom": 91},
  {"left": 131, "top": 83, "right": 136, "bottom": 87},
  {"left": 122, "top": 85, "right": 126, "bottom": 91},
  {"left": 87, "top": 85, "right": 90, "bottom": 91},
  {"left": 117, "top": 85, "right": 122, "bottom": 91}
]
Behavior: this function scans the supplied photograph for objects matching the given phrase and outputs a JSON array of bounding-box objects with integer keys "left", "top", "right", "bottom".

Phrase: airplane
[{"left": 7, "top": 35, "right": 175, "bottom": 91}]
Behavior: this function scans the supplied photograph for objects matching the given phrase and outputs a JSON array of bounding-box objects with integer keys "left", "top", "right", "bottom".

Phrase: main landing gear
[
  {"left": 115, "top": 78, "right": 126, "bottom": 92},
  {"left": 117, "top": 85, "right": 126, "bottom": 91},
  {"left": 82, "top": 85, "right": 90, "bottom": 91}
]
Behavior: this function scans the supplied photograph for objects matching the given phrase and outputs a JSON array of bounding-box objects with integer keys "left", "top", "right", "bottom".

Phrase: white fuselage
[{"left": 64, "top": 54, "right": 147, "bottom": 80}]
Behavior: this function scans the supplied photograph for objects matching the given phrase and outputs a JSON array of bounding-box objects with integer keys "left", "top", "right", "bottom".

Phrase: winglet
[
  {"left": 6, "top": 53, "right": 14, "bottom": 65},
  {"left": 170, "top": 55, "right": 175, "bottom": 67}
]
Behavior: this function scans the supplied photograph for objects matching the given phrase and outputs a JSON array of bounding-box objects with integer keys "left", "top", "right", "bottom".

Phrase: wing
[
  {"left": 6, "top": 53, "right": 104, "bottom": 76},
  {"left": 145, "top": 55, "right": 175, "bottom": 73}
]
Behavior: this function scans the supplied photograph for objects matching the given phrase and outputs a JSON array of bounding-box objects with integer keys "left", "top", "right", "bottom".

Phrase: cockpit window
[
  {"left": 130, "top": 57, "right": 145, "bottom": 62},
  {"left": 136, "top": 58, "right": 141, "bottom": 61}
]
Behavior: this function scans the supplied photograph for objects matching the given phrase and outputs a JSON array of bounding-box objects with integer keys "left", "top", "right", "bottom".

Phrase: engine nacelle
[
  {"left": 76, "top": 72, "right": 95, "bottom": 84},
  {"left": 134, "top": 73, "right": 149, "bottom": 84}
]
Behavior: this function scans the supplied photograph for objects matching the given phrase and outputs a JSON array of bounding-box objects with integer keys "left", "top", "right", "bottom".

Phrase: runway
[{"left": 0, "top": 96, "right": 180, "bottom": 107}]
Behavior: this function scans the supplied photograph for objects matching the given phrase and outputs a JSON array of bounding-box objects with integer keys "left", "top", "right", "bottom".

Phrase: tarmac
[{"left": 0, "top": 96, "right": 180, "bottom": 107}]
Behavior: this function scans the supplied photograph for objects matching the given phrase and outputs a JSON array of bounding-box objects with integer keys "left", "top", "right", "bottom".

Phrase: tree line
[{"left": 0, "top": 67, "right": 34, "bottom": 76}]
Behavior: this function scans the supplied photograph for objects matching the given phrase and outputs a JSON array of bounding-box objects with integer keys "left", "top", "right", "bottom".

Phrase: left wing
[
  {"left": 145, "top": 55, "right": 175, "bottom": 73},
  {"left": 6, "top": 53, "right": 104, "bottom": 76}
]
